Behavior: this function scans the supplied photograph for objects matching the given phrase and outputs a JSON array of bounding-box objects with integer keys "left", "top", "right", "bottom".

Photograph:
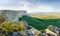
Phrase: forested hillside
[{"left": 21, "top": 15, "right": 60, "bottom": 30}]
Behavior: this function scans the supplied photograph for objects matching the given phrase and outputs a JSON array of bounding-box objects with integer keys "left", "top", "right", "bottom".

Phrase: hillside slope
[{"left": 20, "top": 15, "right": 60, "bottom": 30}]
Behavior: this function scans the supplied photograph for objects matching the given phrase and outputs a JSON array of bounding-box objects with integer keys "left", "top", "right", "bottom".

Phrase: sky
[{"left": 0, "top": 0, "right": 60, "bottom": 13}]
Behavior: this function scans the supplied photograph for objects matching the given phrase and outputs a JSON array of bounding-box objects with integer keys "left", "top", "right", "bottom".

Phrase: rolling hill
[{"left": 19, "top": 15, "right": 60, "bottom": 30}]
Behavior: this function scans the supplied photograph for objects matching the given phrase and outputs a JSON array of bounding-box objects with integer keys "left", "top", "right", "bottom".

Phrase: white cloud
[
  {"left": 18, "top": 1, "right": 34, "bottom": 10},
  {"left": 18, "top": 1, "right": 53, "bottom": 12},
  {"left": 0, "top": 0, "right": 60, "bottom": 13},
  {"left": 27, "top": 6, "right": 54, "bottom": 12},
  {"left": 18, "top": 1, "right": 60, "bottom": 13}
]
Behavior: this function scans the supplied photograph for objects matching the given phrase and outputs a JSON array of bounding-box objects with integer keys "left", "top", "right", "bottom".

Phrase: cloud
[
  {"left": 18, "top": 1, "right": 60, "bottom": 13},
  {"left": 17, "top": 1, "right": 53, "bottom": 13},
  {"left": 18, "top": 1, "right": 34, "bottom": 10},
  {"left": 0, "top": 0, "right": 60, "bottom": 13},
  {"left": 27, "top": 5, "right": 54, "bottom": 12}
]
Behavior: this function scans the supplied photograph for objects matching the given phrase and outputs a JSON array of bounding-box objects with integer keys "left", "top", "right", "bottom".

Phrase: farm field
[{"left": 30, "top": 14, "right": 60, "bottom": 19}]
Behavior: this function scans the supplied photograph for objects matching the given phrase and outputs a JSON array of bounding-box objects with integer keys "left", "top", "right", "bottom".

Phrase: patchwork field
[{"left": 30, "top": 14, "right": 60, "bottom": 19}]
